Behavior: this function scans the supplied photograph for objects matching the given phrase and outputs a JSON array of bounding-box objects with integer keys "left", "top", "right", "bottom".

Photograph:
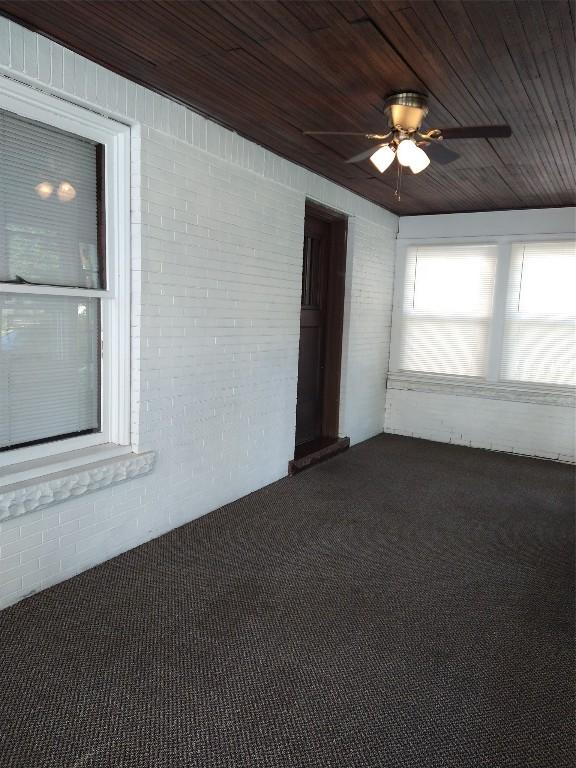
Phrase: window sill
[
  {"left": 0, "top": 446, "right": 156, "bottom": 521},
  {"left": 387, "top": 372, "right": 576, "bottom": 407}
]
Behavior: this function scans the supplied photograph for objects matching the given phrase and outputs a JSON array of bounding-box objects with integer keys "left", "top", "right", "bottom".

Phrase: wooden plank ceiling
[{"left": 1, "top": 0, "right": 574, "bottom": 215}]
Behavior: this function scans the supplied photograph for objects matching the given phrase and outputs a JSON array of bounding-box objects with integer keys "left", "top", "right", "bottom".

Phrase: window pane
[
  {"left": 501, "top": 320, "right": 575, "bottom": 386},
  {"left": 501, "top": 242, "right": 576, "bottom": 387},
  {"left": 399, "top": 245, "right": 497, "bottom": 378},
  {"left": 412, "top": 253, "right": 496, "bottom": 315},
  {"left": 518, "top": 252, "right": 576, "bottom": 316},
  {"left": 0, "top": 108, "right": 103, "bottom": 289},
  {"left": 0, "top": 295, "right": 100, "bottom": 450},
  {"left": 401, "top": 318, "right": 490, "bottom": 377}
]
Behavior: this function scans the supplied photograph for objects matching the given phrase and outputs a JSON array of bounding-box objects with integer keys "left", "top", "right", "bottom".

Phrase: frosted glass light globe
[
  {"left": 369, "top": 145, "right": 395, "bottom": 173},
  {"left": 396, "top": 138, "right": 419, "bottom": 167},
  {"left": 409, "top": 145, "right": 431, "bottom": 174}
]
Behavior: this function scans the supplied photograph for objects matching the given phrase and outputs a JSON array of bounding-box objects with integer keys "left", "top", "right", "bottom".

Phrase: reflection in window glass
[{"left": 0, "top": 108, "right": 102, "bottom": 288}]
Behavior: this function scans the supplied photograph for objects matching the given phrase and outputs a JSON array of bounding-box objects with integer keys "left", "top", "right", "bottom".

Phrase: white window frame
[
  {"left": 0, "top": 77, "right": 131, "bottom": 470},
  {"left": 389, "top": 234, "right": 576, "bottom": 405},
  {"left": 391, "top": 240, "right": 499, "bottom": 382}
]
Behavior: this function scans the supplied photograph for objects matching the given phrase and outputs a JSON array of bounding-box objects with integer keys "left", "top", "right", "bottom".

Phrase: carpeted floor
[{"left": 0, "top": 434, "right": 574, "bottom": 768}]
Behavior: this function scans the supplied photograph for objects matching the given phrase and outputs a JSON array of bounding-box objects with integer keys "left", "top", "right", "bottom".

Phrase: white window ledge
[
  {"left": 0, "top": 448, "right": 155, "bottom": 521},
  {"left": 387, "top": 372, "right": 576, "bottom": 408}
]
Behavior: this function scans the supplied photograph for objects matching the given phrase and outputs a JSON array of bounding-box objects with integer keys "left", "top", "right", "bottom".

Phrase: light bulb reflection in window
[
  {"left": 57, "top": 181, "right": 76, "bottom": 202},
  {"left": 35, "top": 181, "right": 54, "bottom": 199}
]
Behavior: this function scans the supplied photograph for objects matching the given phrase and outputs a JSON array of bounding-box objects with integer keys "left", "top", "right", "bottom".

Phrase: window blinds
[
  {"left": 398, "top": 245, "right": 498, "bottom": 378},
  {"left": 0, "top": 295, "right": 100, "bottom": 449},
  {"left": 0, "top": 108, "right": 103, "bottom": 452},
  {"left": 500, "top": 242, "right": 576, "bottom": 387},
  {"left": 0, "top": 108, "right": 101, "bottom": 289}
]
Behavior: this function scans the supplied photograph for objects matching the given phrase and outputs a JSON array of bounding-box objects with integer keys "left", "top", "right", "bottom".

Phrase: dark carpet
[{"left": 0, "top": 434, "right": 574, "bottom": 768}]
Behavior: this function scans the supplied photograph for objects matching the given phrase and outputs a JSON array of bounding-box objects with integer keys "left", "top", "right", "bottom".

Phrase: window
[
  {"left": 0, "top": 109, "right": 102, "bottom": 452},
  {"left": 397, "top": 244, "right": 498, "bottom": 378},
  {"left": 392, "top": 239, "right": 576, "bottom": 393},
  {"left": 0, "top": 79, "right": 130, "bottom": 469},
  {"left": 0, "top": 295, "right": 101, "bottom": 450},
  {"left": 501, "top": 242, "right": 576, "bottom": 387}
]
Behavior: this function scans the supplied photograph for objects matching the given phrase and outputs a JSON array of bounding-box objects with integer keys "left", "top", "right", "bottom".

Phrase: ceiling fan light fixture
[
  {"left": 369, "top": 144, "right": 395, "bottom": 173},
  {"left": 409, "top": 145, "right": 431, "bottom": 174},
  {"left": 305, "top": 92, "right": 512, "bottom": 185}
]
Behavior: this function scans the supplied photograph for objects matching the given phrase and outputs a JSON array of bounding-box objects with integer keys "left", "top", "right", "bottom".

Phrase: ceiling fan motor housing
[{"left": 384, "top": 92, "right": 429, "bottom": 133}]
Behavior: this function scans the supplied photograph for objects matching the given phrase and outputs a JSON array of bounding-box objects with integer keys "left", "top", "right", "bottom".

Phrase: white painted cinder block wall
[
  {"left": 385, "top": 208, "right": 576, "bottom": 462},
  {"left": 0, "top": 20, "right": 398, "bottom": 608}
]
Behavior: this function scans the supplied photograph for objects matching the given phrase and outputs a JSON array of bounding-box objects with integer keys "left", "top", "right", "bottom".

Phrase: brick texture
[
  {"left": 0, "top": 19, "right": 398, "bottom": 608},
  {"left": 385, "top": 389, "right": 575, "bottom": 462}
]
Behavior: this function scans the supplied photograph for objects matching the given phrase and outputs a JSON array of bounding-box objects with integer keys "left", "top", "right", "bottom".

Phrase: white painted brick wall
[
  {"left": 0, "top": 19, "right": 398, "bottom": 608},
  {"left": 385, "top": 208, "right": 576, "bottom": 462},
  {"left": 340, "top": 218, "right": 396, "bottom": 443},
  {"left": 385, "top": 390, "right": 575, "bottom": 462}
]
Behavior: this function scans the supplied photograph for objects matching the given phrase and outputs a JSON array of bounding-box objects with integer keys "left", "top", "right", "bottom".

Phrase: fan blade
[
  {"left": 424, "top": 141, "right": 460, "bottom": 165},
  {"left": 345, "top": 143, "right": 385, "bottom": 164},
  {"left": 438, "top": 125, "right": 512, "bottom": 140},
  {"left": 303, "top": 131, "right": 377, "bottom": 136}
]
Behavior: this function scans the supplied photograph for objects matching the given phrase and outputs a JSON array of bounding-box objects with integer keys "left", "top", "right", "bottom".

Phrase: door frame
[{"left": 301, "top": 200, "right": 348, "bottom": 441}]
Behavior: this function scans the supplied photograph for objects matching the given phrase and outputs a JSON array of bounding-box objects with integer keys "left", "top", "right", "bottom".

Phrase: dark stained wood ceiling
[{"left": 1, "top": 0, "right": 574, "bottom": 215}]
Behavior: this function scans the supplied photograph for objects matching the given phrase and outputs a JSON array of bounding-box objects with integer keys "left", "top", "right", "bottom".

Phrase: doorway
[{"left": 294, "top": 203, "right": 348, "bottom": 466}]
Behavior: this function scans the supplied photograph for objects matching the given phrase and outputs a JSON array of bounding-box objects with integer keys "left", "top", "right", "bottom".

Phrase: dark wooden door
[{"left": 295, "top": 216, "right": 330, "bottom": 446}]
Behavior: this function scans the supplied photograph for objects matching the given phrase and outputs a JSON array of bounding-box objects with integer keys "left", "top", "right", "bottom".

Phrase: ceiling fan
[{"left": 304, "top": 92, "right": 512, "bottom": 175}]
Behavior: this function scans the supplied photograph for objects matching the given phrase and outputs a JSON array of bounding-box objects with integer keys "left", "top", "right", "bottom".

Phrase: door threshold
[{"left": 289, "top": 436, "right": 350, "bottom": 475}]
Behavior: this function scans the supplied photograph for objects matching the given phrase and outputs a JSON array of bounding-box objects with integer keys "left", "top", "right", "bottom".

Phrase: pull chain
[{"left": 394, "top": 161, "right": 403, "bottom": 201}]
